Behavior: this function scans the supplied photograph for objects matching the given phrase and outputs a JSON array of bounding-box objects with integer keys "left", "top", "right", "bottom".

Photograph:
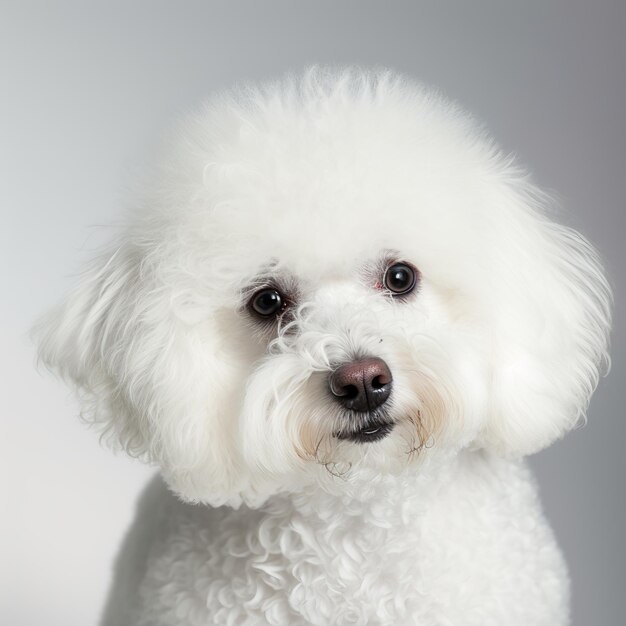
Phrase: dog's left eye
[
  {"left": 383, "top": 262, "right": 419, "bottom": 296},
  {"left": 249, "top": 288, "right": 285, "bottom": 318}
]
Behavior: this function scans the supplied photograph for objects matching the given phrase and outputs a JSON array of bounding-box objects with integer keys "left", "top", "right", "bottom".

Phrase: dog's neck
[{"left": 263, "top": 448, "right": 467, "bottom": 529}]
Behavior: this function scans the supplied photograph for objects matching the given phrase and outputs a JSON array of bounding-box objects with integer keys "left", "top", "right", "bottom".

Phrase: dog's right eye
[{"left": 249, "top": 288, "right": 285, "bottom": 318}]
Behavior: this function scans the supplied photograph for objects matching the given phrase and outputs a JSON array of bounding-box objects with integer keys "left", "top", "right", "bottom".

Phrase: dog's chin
[{"left": 334, "top": 410, "right": 396, "bottom": 444}]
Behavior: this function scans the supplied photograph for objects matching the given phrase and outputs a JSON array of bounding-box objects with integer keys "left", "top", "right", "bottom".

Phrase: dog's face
[{"left": 37, "top": 69, "right": 611, "bottom": 505}]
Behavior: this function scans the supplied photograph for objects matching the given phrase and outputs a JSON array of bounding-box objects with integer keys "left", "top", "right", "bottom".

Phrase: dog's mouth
[{"left": 334, "top": 412, "right": 396, "bottom": 444}]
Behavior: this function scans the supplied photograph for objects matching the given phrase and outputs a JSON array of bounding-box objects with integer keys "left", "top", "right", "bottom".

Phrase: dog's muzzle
[{"left": 329, "top": 357, "right": 395, "bottom": 443}]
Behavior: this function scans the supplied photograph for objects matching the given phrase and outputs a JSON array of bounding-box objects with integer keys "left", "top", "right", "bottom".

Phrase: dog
[{"left": 36, "top": 67, "right": 611, "bottom": 625}]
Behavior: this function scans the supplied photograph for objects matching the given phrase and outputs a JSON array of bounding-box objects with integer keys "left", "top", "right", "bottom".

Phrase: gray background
[{"left": 2, "top": 2, "right": 624, "bottom": 625}]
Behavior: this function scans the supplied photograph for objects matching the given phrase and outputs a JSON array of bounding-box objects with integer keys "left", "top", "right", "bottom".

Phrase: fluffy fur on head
[{"left": 36, "top": 67, "right": 611, "bottom": 507}]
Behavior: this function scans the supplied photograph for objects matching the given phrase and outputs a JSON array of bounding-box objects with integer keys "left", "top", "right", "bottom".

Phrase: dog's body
[
  {"left": 37, "top": 68, "right": 610, "bottom": 625},
  {"left": 103, "top": 454, "right": 567, "bottom": 626}
]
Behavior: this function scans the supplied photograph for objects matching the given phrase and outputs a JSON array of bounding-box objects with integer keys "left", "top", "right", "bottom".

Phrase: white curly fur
[{"left": 35, "top": 67, "right": 611, "bottom": 625}]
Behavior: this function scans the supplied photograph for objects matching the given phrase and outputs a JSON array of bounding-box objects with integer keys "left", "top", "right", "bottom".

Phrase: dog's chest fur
[{"left": 105, "top": 452, "right": 568, "bottom": 626}]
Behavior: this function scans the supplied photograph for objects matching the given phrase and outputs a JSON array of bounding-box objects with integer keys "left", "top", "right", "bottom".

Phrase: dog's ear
[
  {"left": 34, "top": 239, "right": 243, "bottom": 503},
  {"left": 35, "top": 243, "right": 146, "bottom": 452},
  {"left": 477, "top": 178, "right": 612, "bottom": 456}
]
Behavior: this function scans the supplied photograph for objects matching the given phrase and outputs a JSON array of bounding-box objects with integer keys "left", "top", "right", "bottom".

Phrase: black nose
[{"left": 328, "top": 357, "right": 393, "bottom": 412}]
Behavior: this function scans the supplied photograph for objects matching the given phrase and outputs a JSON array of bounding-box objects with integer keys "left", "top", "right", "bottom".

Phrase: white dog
[{"left": 37, "top": 67, "right": 611, "bottom": 625}]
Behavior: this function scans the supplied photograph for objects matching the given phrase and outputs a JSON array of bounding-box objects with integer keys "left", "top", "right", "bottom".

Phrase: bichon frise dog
[{"left": 36, "top": 67, "right": 611, "bottom": 626}]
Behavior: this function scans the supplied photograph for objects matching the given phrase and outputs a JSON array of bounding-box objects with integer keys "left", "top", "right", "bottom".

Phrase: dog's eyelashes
[
  {"left": 383, "top": 262, "right": 419, "bottom": 296},
  {"left": 250, "top": 288, "right": 285, "bottom": 318}
]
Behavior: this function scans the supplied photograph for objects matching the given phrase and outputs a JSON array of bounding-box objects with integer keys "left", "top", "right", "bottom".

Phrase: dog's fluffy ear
[
  {"left": 35, "top": 244, "right": 144, "bottom": 451},
  {"left": 34, "top": 240, "right": 242, "bottom": 504},
  {"left": 478, "top": 174, "right": 612, "bottom": 456}
]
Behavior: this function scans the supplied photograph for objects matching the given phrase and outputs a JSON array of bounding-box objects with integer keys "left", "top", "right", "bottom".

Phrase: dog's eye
[
  {"left": 250, "top": 288, "right": 284, "bottom": 318},
  {"left": 383, "top": 262, "right": 418, "bottom": 296}
]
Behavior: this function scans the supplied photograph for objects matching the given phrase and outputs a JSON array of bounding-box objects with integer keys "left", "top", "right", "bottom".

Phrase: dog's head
[{"left": 36, "top": 68, "right": 611, "bottom": 505}]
